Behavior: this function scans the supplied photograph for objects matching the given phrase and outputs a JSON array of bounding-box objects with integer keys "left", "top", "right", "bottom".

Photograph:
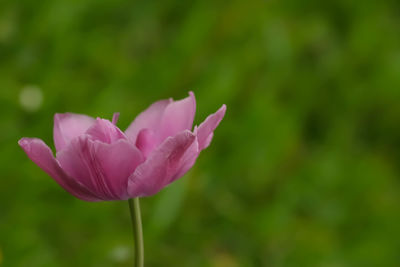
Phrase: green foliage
[{"left": 1, "top": 0, "right": 400, "bottom": 266}]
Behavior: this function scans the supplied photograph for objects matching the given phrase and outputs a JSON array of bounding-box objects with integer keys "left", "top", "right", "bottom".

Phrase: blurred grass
[{"left": 1, "top": 0, "right": 400, "bottom": 266}]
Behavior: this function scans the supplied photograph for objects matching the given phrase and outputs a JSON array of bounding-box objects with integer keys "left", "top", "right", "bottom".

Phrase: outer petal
[
  {"left": 171, "top": 137, "right": 199, "bottom": 183},
  {"left": 125, "top": 99, "right": 172, "bottom": 144},
  {"left": 85, "top": 118, "right": 126, "bottom": 144},
  {"left": 53, "top": 113, "right": 96, "bottom": 152},
  {"left": 18, "top": 138, "right": 100, "bottom": 201},
  {"left": 159, "top": 91, "right": 196, "bottom": 140},
  {"left": 196, "top": 104, "right": 226, "bottom": 150},
  {"left": 94, "top": 139, "right": 144, "bottom": 199},
  {"left": 57, "top": 135, "right": 110, "bottom": 200},
  {"left": 127, "top": 130, "right": 197, "bottom": 197},
  {"left": 56, "top": 135, "right": 143, "bottom": 200}
]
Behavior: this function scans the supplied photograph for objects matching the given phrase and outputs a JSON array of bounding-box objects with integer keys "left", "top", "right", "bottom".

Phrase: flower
[{"left": 18, "top": 92, "right": 226, "bottom": 201}]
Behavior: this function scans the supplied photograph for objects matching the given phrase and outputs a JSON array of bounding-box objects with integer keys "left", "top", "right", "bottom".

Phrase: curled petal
[
  {"left": 53, "top": 113, "right": 96, "bottom": 152},
  {"left": 196, "top": 104, "right": 226, "bottom": 150},
  {"left": 18, "top": 138, "right": 100, "bottom": 201},
  {"left": 127, "top": 130, "right": 198, "bottom": 197}
]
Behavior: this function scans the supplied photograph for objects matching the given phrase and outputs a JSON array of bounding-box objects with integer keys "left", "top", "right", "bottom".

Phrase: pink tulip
[{"left": 18, "top": 92, "right": 226, "bottom": 201}]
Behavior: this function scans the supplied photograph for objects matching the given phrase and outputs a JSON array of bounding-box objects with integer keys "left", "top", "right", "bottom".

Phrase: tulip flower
[{"left": 18, "top": 91, "right": 226, "bottom": 266}]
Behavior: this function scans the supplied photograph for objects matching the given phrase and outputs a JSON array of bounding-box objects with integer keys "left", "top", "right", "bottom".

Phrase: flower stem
[{"left": 128, "top": 198, "right": 144, "bottom": 267}]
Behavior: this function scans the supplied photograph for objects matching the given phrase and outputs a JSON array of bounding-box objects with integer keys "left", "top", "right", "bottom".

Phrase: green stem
[{"left": 128, "top": 198, "right": 144, "bottom": 267}]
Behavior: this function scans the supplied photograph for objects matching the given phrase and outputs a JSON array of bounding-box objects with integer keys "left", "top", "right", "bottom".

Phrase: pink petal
[
  {"left": 196, "top": 104, "right": 226, "bottom": 150},
  {"left": 125, "top": 92, "right": 196, "bottom": 148},
  {"left": 53, "top": 113, "right": 96, "bottom": 152},
  {"left": 112, "top": 112, "right": 120, "bottom": 125},
  {"left": 57, "top": 135, "right": 143, "bottom": 200},
  {"left": 135, "top": 128, "right": 158, "bottom": 158},
  {"left": 170, "top": 138, "right": 199, "bottom": 183},
  {"left": 159, "top": 91, "right": 196, "bottom": 140},
  {"left": 85, "top": 118, "right": 126, "bottom": 144},
  {"left": 94, "top": 139, "right": 144, "bottom": 199},
  {"left": 127, "top": 130, "right": 198, "bottom": 197},
  {"left": 18, "top": 138, "right": 100, "bottom": 201},
  {"left": 125, "top": 99, "right": 172, "bottom": 144},
  {"left": 56, "top": 136, "right": 108, "bottom": 199}
]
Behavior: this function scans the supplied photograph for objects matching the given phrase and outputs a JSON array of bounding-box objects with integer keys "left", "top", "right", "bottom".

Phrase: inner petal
[
  {"left": 53, "top": 113, "right": 96, "bottom": 152},
  {"left": 135, "top": 128, "right": 159, "bottom": 158},
  {"left": 85, "top": 118, "right": 126, "bottom": 144}
]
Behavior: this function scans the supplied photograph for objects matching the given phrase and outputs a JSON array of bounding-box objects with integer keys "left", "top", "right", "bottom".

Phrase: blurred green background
[{"left": 1, "top": 0, "right": 400, "bottom": 266}]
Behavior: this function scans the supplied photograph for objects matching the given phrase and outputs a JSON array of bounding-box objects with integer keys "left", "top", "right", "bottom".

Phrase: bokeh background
[{"left": 1, "top": 0, "right": 400, "bottom": 266}]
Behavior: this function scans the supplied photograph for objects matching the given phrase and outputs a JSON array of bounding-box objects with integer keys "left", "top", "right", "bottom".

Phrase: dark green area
[{"left": 1, "top": 0, "right": 400, "bottom": 266}]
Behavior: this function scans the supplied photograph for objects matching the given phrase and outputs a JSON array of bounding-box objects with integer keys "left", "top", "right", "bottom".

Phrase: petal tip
[
  {"left": 112, "top": 112, "right": 120, "bottom": 125},
  {"left": 214, "top": 104, "right": 227, "bottom": 120},
  {"left": 183, "top": 129, "right": 196, "bottom": 139},
  {"left": 54, "top": 112, "right": 70, "bottom": 121},
  {"left": 53, "top": 113, "right": 62, "bottom": 123},
  {"left": 195, "top": 104, "right": 226, "bottom": 150},
  {"left": 189, "top": 91, "right": 196, "bottom": 109},
  {"left": 188, "top": 90, "right": 196, "bottom": 101},
  {"left": 18, "top": 138, "right": 29, "bottom": 148}
]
